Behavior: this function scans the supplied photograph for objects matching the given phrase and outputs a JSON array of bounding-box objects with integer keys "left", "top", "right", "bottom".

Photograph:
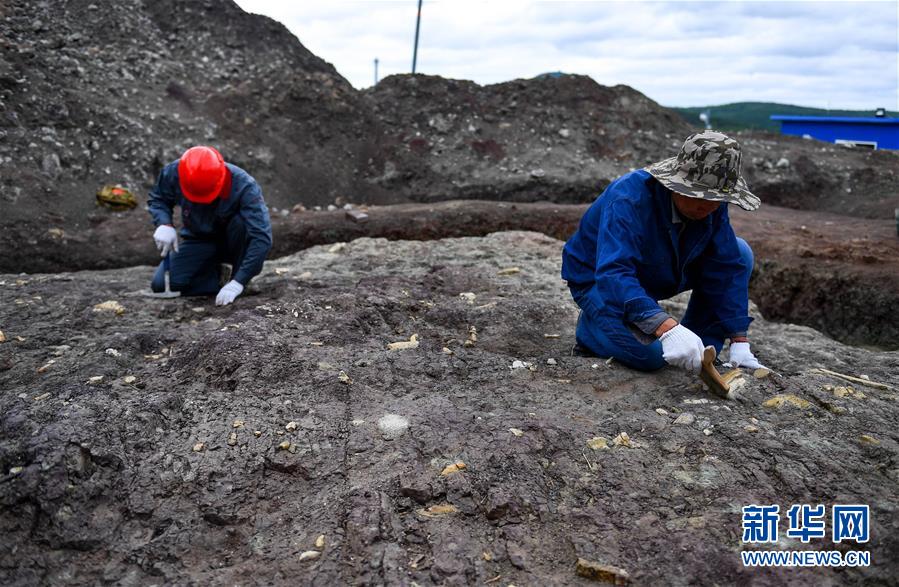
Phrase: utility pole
[
  {"left": 411, "top": 0, "right": 422, "bottom": 73},
  {"left": 374, "top": 58, "right": 379, "bottom": 85}
]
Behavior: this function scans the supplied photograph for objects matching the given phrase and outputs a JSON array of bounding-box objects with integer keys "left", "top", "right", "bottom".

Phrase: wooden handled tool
[{"left": 699, "top": 346, "right": 730, "bottom": 398}]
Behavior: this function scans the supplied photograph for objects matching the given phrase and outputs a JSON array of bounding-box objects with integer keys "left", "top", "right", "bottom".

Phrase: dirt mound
[
  {"left": 4, "top": 0, "right": 897, "bottom": 276},
  {"left": 1, "top": 232, "right": 897, "bottom": 585},
  {"left": 738, "top": 132, "right": 899, "bottom": 220},
  {"left": 0, "top": 0, "right": 695, "bottom": 271},
  {"left": 362, "top": 73, "right": 693, "bottom": 203},
  {"left": 361, "top": 75, "right": 899, "bottom": 219},
  {"left": 0, "top": 0, "right": 381, "bottom": 233}
]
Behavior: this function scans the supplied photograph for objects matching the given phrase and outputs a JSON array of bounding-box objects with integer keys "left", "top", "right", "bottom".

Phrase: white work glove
[
  {"left": 729, "top": 342, "right": 763, "bottom": 369},
  {"left": 215, "top": 280, "right": 244, "bottom": 306},
  {"left": 153, "top": 224, "right": 179, "bottom": 257},
  {"left": 659, "top": 324, "right": 705, "bottom": 373}
]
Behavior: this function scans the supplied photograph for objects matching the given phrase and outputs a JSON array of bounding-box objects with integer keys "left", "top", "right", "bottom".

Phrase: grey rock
[{"left": 41, "top": 153, "right": 61, "bottom": 178}]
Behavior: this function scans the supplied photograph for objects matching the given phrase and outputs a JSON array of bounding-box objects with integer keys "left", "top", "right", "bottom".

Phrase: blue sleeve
[
  {"left": 147, "top": 164, "right": 178, "bottom": 227},
  {"left": 232, "top": 182, "right": 273, "bottom": 286},
  {"left": 593, "top": 200, "right": 666, "bottom": 325},
  {"left": 693, "top": 209, "right": 753, "bottom": 337}
]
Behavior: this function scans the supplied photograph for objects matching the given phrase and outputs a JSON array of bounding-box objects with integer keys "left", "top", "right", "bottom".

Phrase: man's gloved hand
[
  {"left": 729, "top": 341, "right": 763, "bottom": 369},
  {"left": 215, "top": 280, "right": 244, "bottom": 306},
  {"left": 153, "top": 225, "right": 179, "bottom": 257},
  {"left": 659, "top": 324, "right": 705, "bottom": 373}
]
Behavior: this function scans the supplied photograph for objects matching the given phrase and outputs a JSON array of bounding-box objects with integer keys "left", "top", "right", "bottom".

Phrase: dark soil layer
[
  {"left": 1, "top": 232, "right": 897, "bottom": 585},
  {"left": 751, "top": 261, "right": 898, "bottom": 350}
]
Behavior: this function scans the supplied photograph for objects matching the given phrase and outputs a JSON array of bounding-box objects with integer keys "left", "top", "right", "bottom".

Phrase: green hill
[{"left": 672, "top": 102, "right": 897, "bottom": 132}]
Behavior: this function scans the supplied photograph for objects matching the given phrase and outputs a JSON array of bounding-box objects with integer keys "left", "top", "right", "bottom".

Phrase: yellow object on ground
[{"left": 96, "top": 184, "right": 137, "bottom": 210}]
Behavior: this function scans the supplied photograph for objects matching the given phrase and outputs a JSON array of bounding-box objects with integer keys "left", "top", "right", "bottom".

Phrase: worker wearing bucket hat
[{"left": 561, "top": 131, "right": 764, "bottom": 373}]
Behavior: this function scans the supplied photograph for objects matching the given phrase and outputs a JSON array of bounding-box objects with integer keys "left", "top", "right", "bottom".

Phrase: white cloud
[{"left": 234, "top": 0, "right": 898, "bottom": 110}]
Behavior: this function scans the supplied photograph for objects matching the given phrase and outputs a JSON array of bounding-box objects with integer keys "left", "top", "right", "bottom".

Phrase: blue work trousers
[
  {"left": 151, "top": 216, "right": 249, "bottom": 296},
  {"left": 571, "top": 238, "right": 753, "bottom": 371}
]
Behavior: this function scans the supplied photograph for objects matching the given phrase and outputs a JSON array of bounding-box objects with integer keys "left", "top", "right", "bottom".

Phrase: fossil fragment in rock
[
  {"left": 93, "top": 300, "right": 125, "bottom": 315},
  {"left": 387, "top": 333, "right": 419, "bottom": 351},
  {"left": 441, "top": 461, "right": 466, "bottom": 476}
]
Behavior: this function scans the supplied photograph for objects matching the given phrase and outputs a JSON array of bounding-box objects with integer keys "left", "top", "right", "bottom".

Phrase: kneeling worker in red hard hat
[{"left": 148, "top": 146, "right": 273, "bottom": 305}]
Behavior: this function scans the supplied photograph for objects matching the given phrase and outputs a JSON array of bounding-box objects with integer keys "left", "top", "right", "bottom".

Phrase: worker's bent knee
[
  {"left": 643, "top": 349, "right": 667, "bottom": 371},
  {"left": 615, "top": 343, "right": 666, "bottom": 372},
  {"left": 576, "top": 312, "right": 666, "bottom": 372}
]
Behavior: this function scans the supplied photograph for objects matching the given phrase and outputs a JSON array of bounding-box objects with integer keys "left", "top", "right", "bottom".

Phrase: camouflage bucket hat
[{"left": 645, "top": 130, "right": 760, "bottom": 211}]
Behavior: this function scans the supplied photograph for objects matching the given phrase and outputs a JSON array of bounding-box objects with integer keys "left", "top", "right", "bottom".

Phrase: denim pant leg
[
  {"left": 151, "top": 238, "right": 220, "bottom": 296},
  {"left": 575, "top": 312, "right": 666, "bottom": 371},
  {"left": 570, "top": 286, "right": 666, "bottom": 372},
  {"left": 681, "top": 237, "right": 753, "bottom": 353}
]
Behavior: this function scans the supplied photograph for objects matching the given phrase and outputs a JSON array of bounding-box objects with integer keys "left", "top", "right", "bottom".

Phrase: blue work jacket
[
  {"left": 561, "top": 170, "right": 751, "bottom": 337},
  {"left": 148, "top": 162, "right": 273, "bottom": 286}
]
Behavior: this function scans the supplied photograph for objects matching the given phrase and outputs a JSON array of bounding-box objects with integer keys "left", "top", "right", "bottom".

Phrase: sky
[{"left": 233, "top": 0, "right": 899, "bottom": 110}]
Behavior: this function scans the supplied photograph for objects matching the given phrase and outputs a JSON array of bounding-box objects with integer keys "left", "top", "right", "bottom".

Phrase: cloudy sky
[{"left": 234, "top": 1, "right": 898, "bottom": 110}]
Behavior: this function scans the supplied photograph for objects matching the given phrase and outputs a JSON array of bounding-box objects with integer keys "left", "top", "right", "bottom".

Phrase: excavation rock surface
[{"left": 1, "top": 232, "right": 897, "bottom": 585}]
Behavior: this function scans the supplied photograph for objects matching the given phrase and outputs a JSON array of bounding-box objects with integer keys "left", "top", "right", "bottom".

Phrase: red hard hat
[{"left": 178, "top": 146, "right": 229, "bottom": 203}]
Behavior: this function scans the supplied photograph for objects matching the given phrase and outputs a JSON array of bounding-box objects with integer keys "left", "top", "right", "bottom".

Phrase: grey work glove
[
  {"left": 153, "top": 224, "right": 179, "bottom": 257},
  {"left": 659, "top": 324, "right": 705, "bottom": 374},
  {"left": 215, "top": 280, "right": 244, "bottom": 306},
  {"left": 729, "top": 341, "right": 763, "bottom": 369}
]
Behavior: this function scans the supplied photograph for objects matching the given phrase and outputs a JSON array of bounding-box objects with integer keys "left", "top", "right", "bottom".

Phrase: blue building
[{"left": 770, "top": 114, "right": 899, "bottom": 150}]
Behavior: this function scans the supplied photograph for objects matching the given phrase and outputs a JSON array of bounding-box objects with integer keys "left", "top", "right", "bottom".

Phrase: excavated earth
[
  {"left": 2, "top": 0, "right": 898, "bottom": 275},
  {"left": 1, "top": 232, "right": 898, "bottom": 586}
]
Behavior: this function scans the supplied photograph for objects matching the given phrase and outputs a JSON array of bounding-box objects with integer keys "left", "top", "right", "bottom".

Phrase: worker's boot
[
  {"left": 571, "top": 342, "right": 596, "bottom": 357},
  {"left": 571, "top": 311, "right": 598, "bottom": 357}
]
